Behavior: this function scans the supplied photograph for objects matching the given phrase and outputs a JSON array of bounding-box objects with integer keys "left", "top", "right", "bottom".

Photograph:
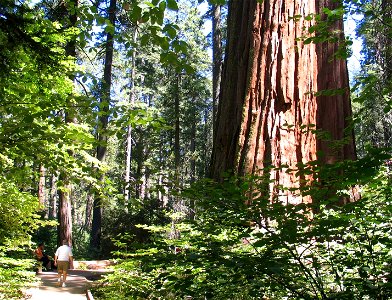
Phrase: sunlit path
[
  {"left": 24, "top": 262, "right": 113, "bottom": 300},
  {"left": 25, "top": 271, "right": 91, "bottom": 300}
]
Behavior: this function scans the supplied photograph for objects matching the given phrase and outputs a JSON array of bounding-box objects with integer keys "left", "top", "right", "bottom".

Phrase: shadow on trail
[{"left": 25, "top": 262, "right": 113, "bottom": 299}]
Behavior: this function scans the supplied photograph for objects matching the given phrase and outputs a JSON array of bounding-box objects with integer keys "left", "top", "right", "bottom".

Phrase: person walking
[{"left": 54, "top": 240, "right": 73, "bottom": 287}]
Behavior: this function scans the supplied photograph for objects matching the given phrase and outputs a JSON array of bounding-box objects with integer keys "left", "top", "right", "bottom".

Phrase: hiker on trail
[
  {"left": 54, "top": 240, "right": 73, "bottom": 288},
  {"left": 35, "top": 243, "right": 52, "bottom": 271}
]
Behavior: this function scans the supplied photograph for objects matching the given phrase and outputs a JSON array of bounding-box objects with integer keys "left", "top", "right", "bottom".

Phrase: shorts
[{"left": 57, "top": 261, "right": 69, "bottom": 272}]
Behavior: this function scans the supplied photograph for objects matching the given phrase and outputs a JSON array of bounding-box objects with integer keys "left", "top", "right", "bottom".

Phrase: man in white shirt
[{"left": 54, "top": 240, "right": 73, "bottom": 287}]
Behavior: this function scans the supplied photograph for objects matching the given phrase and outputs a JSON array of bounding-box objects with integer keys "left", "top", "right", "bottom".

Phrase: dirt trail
[
  {"left": 25, "top": 271, "right": 90, "bottom": 300},
  {"left": 25, "top": 261, "right": 113, "bottom": 300}
]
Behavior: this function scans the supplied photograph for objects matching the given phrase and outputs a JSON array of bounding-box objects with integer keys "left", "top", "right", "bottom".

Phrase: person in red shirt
[{"left": 35, "top": 243, "right": 52, "bottom": 271}]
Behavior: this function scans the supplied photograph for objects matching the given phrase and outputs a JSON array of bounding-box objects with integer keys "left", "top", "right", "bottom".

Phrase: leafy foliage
[
  {"left": 0, "top": 0, "right": 391, "bottom": 299},
  {"left": 351, "top": 0, "right": 392, "bottom": 156},
  {"left": 0, "top": 257, "right": 37, "bottom": 300},
  {"left": 93, "top": 150, "right": 392, "bottom": 299},
  {"left": 0, "top": 180, "right": 41, "bottom": 252}
]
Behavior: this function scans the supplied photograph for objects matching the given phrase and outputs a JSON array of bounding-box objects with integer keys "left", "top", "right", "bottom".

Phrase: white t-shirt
[{"left": 55, "top": 245, "right": 73, "bottom": 261}]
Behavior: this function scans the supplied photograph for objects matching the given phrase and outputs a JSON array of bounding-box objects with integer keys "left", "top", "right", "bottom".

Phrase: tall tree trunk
[
  {"left": 210, "top": 0, "right": 356, "bottom": 204},
  {"left": 144, "top": 167, "right": 151, "bottom": 200},
  {"left": 380, "top": 0, "right": 391, "bottom": 82},
  {"left": 380, "top": 0, "right": 392, "bottom": 149},
  {"left": 189, "top": 97, "right": 196, "bottom": 219},
  {"left": 203, "top": 104, "right": 209, "bottom": 176},
  {"left": 125, "top": 28, "right": 138, "bottom": 203},
  {"left": 90, "top": 0, "right": 116, "bottom": 253},
  {"left": 38, "top": 164, "right": 45, "bottom": 207},
  {"left": 158, "top": 136, "right": 168, "bottom": 206},
  {"left": 174, "top": 74, "right": 181, "bottom": 180},
  {"left": 212, "top": 4, "right": 222, "bottom": 140},
  {"left": 48, "top": 173, "right": 57, "bottom": 219},
  {"left": 58, "top": 0, "right": 78, "bottom": 246},
  {"left": 85, "top": 193, "right": 93, "bottom": 231},
  {"left": 135, "top": 141, "right": 144, "bottom": 199},
  {"left": 58, "top": 179, "right": 73, "bottom": 245},
  {"left": 316, "top": 0, "right": 356, "bottom": 164},
  {"left": 171, "top": 70, "right": 181, "bottom": 238}
]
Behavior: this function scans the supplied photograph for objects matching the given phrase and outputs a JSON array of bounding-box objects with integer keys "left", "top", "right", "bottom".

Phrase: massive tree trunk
[
  {"left": 210, "top": 0, "right": 356, "bottom": 203},
  {"left": 90, "top": 0, "right": 116, "bottom": 252},
  {"left": 315, "top": 0, "right": 356, "bottom": 164}
]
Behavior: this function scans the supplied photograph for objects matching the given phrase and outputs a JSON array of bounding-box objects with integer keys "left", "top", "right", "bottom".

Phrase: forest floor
[{"left": 24, "top": 261, "right": 113, "bottom": 300}]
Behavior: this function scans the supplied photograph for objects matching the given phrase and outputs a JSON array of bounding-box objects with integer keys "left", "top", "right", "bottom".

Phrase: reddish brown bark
[
  {"left": 58, "top": 182, "right": 73, "bottom": 246},
  {"left": 210, "top": 0, "right": 356, "bottom": 203},
  {"left": 315, "top": 0, "right": 356, "bottom": 164}
]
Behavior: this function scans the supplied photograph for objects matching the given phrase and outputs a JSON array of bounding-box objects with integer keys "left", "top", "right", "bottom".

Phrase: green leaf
[
  {"left": 140, "top": 34, "right": 150, "bottom": 46},
  {"left": 163, "top": 24, "right": 177, "bottom": 39},
  {"left": 104, "top": 24, "right": 115, "bottom": 35},
  {"left": 130, "top": 5, "right": 142, "bottom": 22},
  {"left": 166, "top": 0, "right": 178, "bottom": 10}
]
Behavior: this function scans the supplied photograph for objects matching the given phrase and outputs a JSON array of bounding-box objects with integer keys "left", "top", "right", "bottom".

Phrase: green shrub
[
  {"left": 93, "top": 150, "right": 392, "bottom": 299},
  {"left": 0, "top": 179, "right": 49, "bottom": 299},
  {"left": 0, "top": 257, "right": 37, "bottom": 300}
]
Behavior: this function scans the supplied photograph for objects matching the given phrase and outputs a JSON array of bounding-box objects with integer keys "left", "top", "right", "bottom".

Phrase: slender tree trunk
[
  {"left": 38, "top": 164, "right": 45, "bottom": 207},
  {"left": 144, "top": 167, "right": 151, "bottom": 200},
  {"left": 210, "top": 0, "right": 356, "bottom": 204},
  {"left": 90, "top": 0, "right": 116, "bottom": 252},
  {"left": 48, "top": 173, "right": 57, "bottom": 219},
  {"left": 85, "top": 193, "right": 93, "bottom": 230},
  {"left": 204, "top": 105, "right": 209, "bottom": 176},
  {"left": 158, "top": 173, "right": 163, "bottom": 204},
  {"left": 190, "top": 108, "right": 196, "bottom": 184},
  {"left": 381, "top": 0, "right": 391, "bottom": 82},
  {"left": 158, "top": 136, "right": 168, "bottom": 206},
  {"left": 380, "top": 0, "right": 392, "bottom": 149},
  {"left": 125, "top": 28, "right": 138, "bottom": 203},
  {"left": 135, "top": 144, "right": 143, "bottom": 199},
  {"left": 174, "top": 74, "right": 181, "bottom": 180},
  {"left": 189, "top": 98, "right": 196, "bottom": 219},
  {"left": 212, "top": 4, "right": 222, "bottom": 140},
  {"left": 171, "top": 69, "right": 181, "bottom": 238},
  {"left": 58, "top": 0, "right": 78, "bottom": 246}
]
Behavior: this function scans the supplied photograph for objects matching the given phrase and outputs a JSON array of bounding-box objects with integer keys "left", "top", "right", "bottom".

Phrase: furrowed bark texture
[
  {"left": 315, "top": 0, "right": 356, "bottom": 164},
  {"left": 210, "top": 0, "right": 356, "bottom": 203}
]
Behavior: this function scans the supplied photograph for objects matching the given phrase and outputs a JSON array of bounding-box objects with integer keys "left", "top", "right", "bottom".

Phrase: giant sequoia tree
[{"left": 210, "top": 0, "right": 356, "bottom": 203}]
